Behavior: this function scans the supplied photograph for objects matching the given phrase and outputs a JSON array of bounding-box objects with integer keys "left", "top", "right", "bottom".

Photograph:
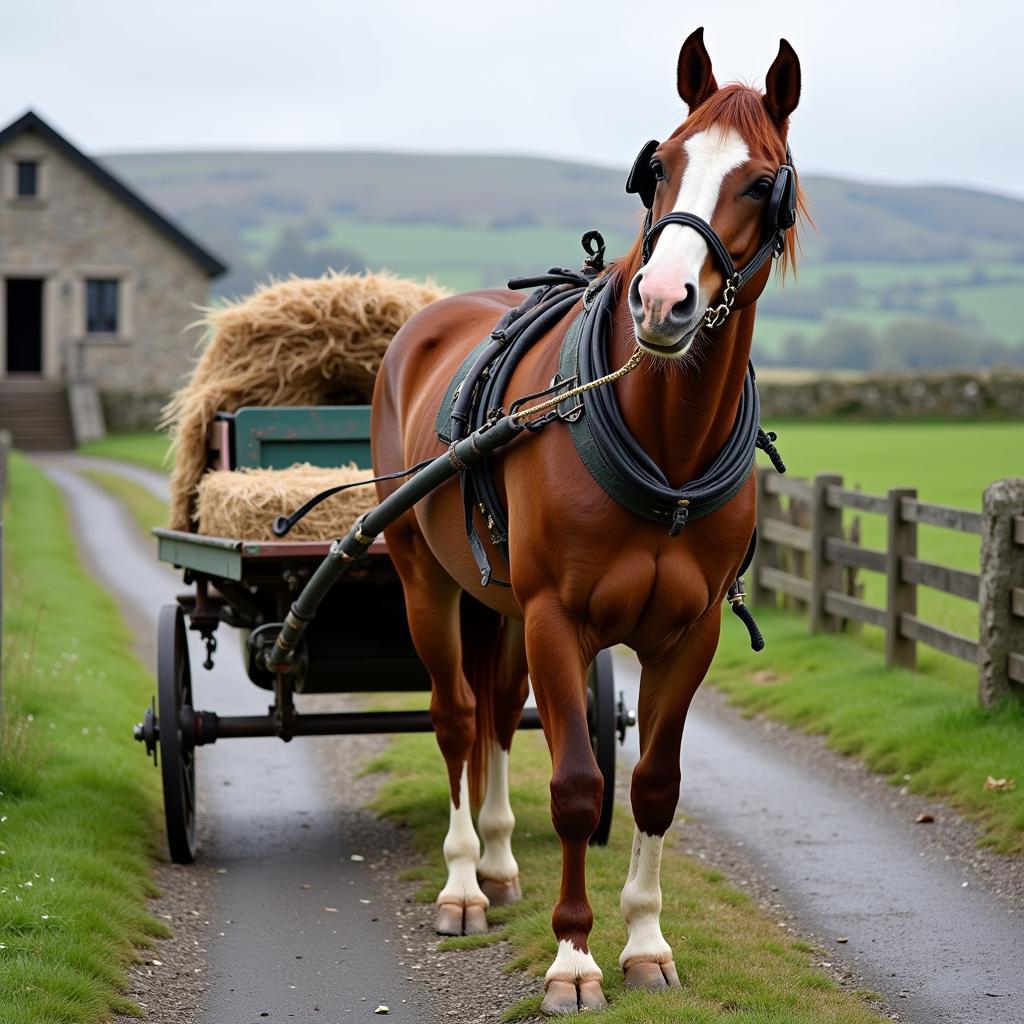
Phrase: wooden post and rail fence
[{"left": 748, "top": 469, "right": 1024, "bottom": 706}]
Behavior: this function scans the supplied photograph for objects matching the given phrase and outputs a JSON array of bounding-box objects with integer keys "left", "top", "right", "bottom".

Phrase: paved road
[
  {"left": 616, "top": 654, "right": 1024, "bottom": 1024},
  {"left": 38, "top": 456, "right": 424, "bottom": 1023},
  {"left": 40, "top": 453, "right": 1024, "bottom": 1023}
]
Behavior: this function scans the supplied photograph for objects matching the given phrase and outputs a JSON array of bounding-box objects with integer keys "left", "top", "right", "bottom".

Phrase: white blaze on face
[{"left": 645, "top": 124, "right": 749, "bottom": 292}]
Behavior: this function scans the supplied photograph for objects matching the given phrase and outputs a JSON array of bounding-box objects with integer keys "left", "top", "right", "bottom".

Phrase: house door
[{"left": 5, "top": 278, "right": 44, "bottom": 374}]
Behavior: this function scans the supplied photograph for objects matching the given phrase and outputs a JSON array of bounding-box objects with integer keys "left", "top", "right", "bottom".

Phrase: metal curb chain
[{"left": 703, "top": 272, "right": 742, "bottom": 329}]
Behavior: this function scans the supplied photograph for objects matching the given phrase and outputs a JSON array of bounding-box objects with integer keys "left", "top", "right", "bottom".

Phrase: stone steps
[{"left": 0, "top": 378, "right": 75, "bottom": 450}]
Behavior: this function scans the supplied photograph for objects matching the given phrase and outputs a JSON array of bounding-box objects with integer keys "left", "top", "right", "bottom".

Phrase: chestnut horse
[{"left": 371, "top": 28, "right": 803, "bottom": 1014}]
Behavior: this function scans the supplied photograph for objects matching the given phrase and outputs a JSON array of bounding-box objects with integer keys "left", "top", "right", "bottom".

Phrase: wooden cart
[{"left": 134, "top": 406, "right": 633, "bottom": 862}]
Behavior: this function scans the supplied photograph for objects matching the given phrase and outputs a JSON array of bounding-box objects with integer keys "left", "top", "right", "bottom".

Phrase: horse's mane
[{"left": 613, "top": 84, "right": 808, "bottom": 287}]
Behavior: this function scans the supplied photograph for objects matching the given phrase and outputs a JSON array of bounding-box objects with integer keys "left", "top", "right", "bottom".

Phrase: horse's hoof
[
  {"left": 435, "top": 902, "right": 488, "bottom": 936},
  {"left": 579, "top": 980, "right": 608, "bottom": 1010},
  {"left": 480, "top": 877, "right": 521, "bottom": 906},
  {"left": 464, "top": 904, "right": 488, "bottom": 934},
  {"left": 623, "top": 958, "right": 680, "bottom": 991},
  {"left": 540, "top": 979, "right": 607, "bottom": 1015}
]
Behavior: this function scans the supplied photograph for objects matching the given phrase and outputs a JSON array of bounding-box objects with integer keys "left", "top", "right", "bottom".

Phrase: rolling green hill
[{"left": 103, "top": 150, "right": 1024, "bottom": 368}]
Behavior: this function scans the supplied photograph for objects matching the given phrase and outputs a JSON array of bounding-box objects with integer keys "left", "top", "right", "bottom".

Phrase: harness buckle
[{"left": 669, "top": 500, "right": 690, "bottom": 537}]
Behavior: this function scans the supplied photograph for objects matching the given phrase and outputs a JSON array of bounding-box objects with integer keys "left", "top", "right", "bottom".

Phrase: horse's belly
[{"left": 414, "top": 479, "right": 525, "bottom": 619}]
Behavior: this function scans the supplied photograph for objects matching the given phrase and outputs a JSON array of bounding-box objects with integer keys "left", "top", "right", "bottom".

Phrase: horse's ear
[
  {"left": 677, "top": 27, "right": 718, "bottom": 111},
  {"left": 764, "top": 39, "right": 801, "bottom": 125}
]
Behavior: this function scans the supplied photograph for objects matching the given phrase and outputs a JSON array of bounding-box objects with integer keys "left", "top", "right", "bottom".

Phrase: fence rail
[{"left": 750, "top": 469, "right": 1024, "bottom": 706}]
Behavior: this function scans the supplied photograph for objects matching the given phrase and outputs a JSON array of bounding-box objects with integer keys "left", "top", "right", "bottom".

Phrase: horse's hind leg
[
  {"left": 386, "top": 519, "right": 488, "bottom": 936},
  {"left": 473, "top": 615, "right": 528, "bottom": 906}
]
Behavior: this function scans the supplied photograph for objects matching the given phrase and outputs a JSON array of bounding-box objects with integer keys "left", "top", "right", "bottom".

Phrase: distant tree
[
  {"left": 302, "top": 217, "right": 330, "bottom": 241},
  {"left": 819, "top": 274, "right": 860, "bottom": 307},
  {"left": 812, "top": 322, "right": 877, "bottom": 369},
  {"left": 874, "top": 319, "right": 987, "bottom": 370},
  {"left": 780, "top": 333, "right": 810, "bottom": 366},
  {"left": 264, "top": 226, "right": 366, "bottom": 280}
]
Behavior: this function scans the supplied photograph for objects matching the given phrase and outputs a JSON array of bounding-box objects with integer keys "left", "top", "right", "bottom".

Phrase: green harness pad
[{"left": 435, "top": 335, "right": 493, "bottom": 443}]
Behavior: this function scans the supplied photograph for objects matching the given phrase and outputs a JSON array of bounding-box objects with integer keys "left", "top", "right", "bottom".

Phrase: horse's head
[{"left": 624, "top": 28, "right": 804, "bottom": 358}]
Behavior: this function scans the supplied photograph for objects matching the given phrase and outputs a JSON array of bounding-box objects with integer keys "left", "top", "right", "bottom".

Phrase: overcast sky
[{"left": 3, "top": 1, "right": 1022, "bottom": 198}]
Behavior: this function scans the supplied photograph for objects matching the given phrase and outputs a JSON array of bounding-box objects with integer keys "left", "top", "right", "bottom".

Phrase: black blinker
[
  {"left": 768, "top": 164, "right": 797, "bottom": 231},
  {"left": 626, "top": 139, "right": 660, "bottom": 210}
]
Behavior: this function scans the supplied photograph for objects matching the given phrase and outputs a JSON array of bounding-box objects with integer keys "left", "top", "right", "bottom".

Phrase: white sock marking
[
  {"left": 644, "top": 125, "right": 749, "bottom": 287},
  {"left": 619, "top": 828, "right": 673, "bottom": 967},
  {"left": 477, "top": 743, "right": 518, "bottom": 883},
  {"left": 545, "top": 939, "right": 604, "bottom": 983},
  {"left": 437, "top": 763, "right": 488, "bottom": 908}
]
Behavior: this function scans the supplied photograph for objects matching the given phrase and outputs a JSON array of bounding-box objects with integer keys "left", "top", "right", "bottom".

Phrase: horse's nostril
[
  {"left": 627, "top": 274, "right": 645, "bottom": 319},
  {"left": 669, "top": 285, "right": 697, "bottom": 325}
]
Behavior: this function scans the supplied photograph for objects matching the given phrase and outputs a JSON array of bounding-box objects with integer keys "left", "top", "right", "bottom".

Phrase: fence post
[
  {"left": 750, "top": 467, "right": 778, "bottom": 607},
  {"left": 885, "top": 487, "right": 917, "bottom": 669},
  {"left": 809, "top": 473, "right": 843, "bottom": 633},
  {"left": 978, "top": 477, "right": 1024, "bottom": 707}
]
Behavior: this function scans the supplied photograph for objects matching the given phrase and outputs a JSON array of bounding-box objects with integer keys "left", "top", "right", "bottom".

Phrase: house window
[
  {"left": 85, "top": 279, "right": 119, "bottom": 333},
  {"left": 16, "top": 160, "right": 38, "bottom": 197}
]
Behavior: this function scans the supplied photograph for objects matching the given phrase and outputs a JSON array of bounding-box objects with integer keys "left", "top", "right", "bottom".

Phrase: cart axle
[
  {"left": 136, "top": 706, "right": 545, "bottom": 748},
  {"left": 134, "top": 694, "right": 635, "bottom": 750}
]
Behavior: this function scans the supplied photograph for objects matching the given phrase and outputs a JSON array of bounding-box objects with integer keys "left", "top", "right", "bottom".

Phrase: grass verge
[
  {"left": 369, "top": 725, "right": 882, "bottom": 1023},
  {"left": 80, "top": 432, "right": 171, "bottom": 473},
  {"left": 711, "top": 606, "right": 1024, "bottom": 853},
  {"left": 0, "top": 454, "right": 164, "bottom": 1022}
]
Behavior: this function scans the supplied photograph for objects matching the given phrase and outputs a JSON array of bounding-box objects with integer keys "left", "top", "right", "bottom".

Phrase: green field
[
  {"left": 79, "top": 432, "right": 171, "bottom": 472},
  {"left": 0, "top": 456, "right": 165, "bottom": 1022}
]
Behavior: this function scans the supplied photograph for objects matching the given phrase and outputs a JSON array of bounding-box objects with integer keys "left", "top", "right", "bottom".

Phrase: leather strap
[{"left": 643, "top": 210, "right": 783, "bottom": 294}]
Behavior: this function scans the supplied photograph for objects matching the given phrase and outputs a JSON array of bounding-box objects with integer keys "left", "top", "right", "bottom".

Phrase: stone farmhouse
[{"left": 0, "top": 111, "right": 225, "bottom": 448}]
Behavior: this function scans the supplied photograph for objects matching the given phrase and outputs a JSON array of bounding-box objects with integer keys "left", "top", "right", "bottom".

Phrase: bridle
[{"left": 626, "top": 138, "right": 797, "bottom": 329}]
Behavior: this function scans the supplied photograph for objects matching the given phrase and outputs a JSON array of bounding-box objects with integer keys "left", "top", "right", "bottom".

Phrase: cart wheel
[
  {"left": 587, "top": 648, "right": 616, "bottom": 846},
  {"left": 158, "top": 604, "right": 198, "bottom": 864}
]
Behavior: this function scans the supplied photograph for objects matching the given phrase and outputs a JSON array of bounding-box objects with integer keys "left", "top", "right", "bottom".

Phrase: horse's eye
[
  {"left": 745, "top": 177, "right": 774, "bottom": 201},
  {"left": 650, "top": 159, "right": 667, "bottom": 182}
]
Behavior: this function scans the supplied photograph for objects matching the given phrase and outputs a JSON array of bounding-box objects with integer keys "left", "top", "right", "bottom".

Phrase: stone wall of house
[
  {"left": 757, "top": 369, "right": 1024, "bottom": 420},
  {"left": 0, "top": 126, "right": 210, "bottom": 393}
]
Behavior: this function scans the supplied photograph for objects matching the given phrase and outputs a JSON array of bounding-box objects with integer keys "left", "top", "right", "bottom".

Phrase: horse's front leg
[
  {"left": 524, "top": 598, "right": 607, "bottom": 1015},
  {"left": 620, "top": 611, "right": 720, "bottom": 990}
]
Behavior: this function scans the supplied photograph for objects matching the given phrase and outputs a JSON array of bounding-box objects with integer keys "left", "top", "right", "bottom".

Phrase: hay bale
[
  {"left": 196, "top": 463, "right": 377, "bottom": 542},
  {"left": 165, "top": 271, "right": 447, "bottom": 531}
]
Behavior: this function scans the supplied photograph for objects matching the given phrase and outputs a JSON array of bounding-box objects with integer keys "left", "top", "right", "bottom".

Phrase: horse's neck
[{"left": 610, "top": 301, "right": 756, "bottom": 488}]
